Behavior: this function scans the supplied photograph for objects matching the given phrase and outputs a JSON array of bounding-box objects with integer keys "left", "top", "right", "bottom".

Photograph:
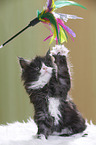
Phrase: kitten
[{"left": 18, "top": 45, "right": 86, "bottom": 139}]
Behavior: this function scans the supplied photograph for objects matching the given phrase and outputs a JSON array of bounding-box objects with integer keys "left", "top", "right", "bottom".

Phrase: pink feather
[
  {"left": 56, "top": 18, "right": 76, "bottom": 41},
  {"left": 43, "top": 24, "right": 53, "bottom": 41}
]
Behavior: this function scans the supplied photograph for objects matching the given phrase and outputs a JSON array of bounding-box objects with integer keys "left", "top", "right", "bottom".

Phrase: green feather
[
  {"left": 37, "top": 10, "right": 40, "bottom": 17},
  {"left": 40, "top": 11, "right": 60, "bottom": 44},
  {"left": 55, "top": 1, "right": 86, "bottom": 9}
]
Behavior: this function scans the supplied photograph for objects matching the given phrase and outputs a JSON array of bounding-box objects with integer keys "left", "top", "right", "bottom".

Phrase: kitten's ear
[
  {"left": 18, "top": 57, "right": 30, "bottom": 69},
  {"left": 46, "top": 49, "right": 50, "bottom": 58}
]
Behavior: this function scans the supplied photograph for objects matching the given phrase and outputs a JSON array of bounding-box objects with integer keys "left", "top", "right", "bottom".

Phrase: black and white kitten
[{"left": 18, "top": 45, "right": 86, "bottom": 139}]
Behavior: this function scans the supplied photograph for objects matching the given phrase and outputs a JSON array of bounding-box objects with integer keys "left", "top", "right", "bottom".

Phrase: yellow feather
[
  {"left": 51, "top": 0, "right": 56, "bottom": 10},
  {"left": 49, "top": 25, "right": 57, "bottom": 44},
  {"left": 59, "top": 26, "right": 67, "bottom": 43}
]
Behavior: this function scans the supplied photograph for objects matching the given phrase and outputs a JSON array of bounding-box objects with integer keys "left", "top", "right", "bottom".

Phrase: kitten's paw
[
  {"left": 50, "top": 45, "right": 69, "bottom": 57},
  {"left": 37, "top": 134, "right": 47, "bottom": 140}
]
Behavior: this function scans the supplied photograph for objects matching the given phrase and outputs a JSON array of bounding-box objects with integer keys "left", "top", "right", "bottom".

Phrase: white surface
[{"left": 0, "top": 118, "right": 96, "bottom": 145}]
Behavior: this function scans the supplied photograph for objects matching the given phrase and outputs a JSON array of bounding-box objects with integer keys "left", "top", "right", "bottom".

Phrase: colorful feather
[
  {"left": 54, "top": 1, "right": 86, "bottom": 9},
  {"left": 53, "top": 12, "right": 83, "bottom": 22},
  {"left": 37, "top": 0, "right": 86, "bottom": 44},
  {"left": 43, "top": 25, "right": 53, "bottom": 41},
  {"left": 0, "top": 0, "right": 86, "bottom": 48},
  {"left": 47, "top": 0, "right": 55, "bottom": 11}
]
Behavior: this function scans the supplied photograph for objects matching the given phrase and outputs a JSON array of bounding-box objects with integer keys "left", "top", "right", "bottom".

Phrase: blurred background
[{"left": 0, "top": 0, "right": 96, "bottom": 124}]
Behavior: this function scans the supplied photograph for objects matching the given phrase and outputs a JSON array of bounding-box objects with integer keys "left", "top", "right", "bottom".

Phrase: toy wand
[
  {"left": 0, "top": 0, "right": 86, "bottom": 48},
  {"left": 0, "top": 17, "right": 40, "bottom": 48}
]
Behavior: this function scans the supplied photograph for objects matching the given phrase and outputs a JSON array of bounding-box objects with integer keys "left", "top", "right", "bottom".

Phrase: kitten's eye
[{"left": 35, "top": 67, "right": 39, "bottom": 71}]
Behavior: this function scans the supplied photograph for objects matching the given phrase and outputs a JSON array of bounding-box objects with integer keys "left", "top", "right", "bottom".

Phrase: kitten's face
[{"left": 19, "top": 56, "right": 53, "bottom": 89}]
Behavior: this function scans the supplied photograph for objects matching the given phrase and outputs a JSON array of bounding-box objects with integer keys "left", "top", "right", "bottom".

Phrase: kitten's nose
[{"left": 43, "top": 67, "right": 47, "bottom": 71}]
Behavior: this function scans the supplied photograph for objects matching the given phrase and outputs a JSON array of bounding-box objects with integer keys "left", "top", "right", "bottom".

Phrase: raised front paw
[{"left": 50, "top": 45, "right": 69, "bottom": 57}]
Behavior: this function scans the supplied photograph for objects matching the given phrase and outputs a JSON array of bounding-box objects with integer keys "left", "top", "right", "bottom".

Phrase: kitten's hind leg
[
  {"left": 37, "top": 123, "right": 52, "bottom": 139},
  {"left": 35, "top": 114, "right": 54, "bottom": 139},
  {"left": 58, "top": 126, "right": 87, "bottom": 137}
]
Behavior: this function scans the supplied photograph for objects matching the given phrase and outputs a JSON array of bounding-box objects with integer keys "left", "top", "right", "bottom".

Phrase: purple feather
[
  {"left": 57, "top": 18, "right": 76, "bottom": 38},
  {"left": 47, "top": 0, "right": 52, "bottom": 11},
  {"left": 47, "top": 0, "right": 52, "bottom": 8},
  {"left": 56, "top": 18, "right": 76, "bottom": 41},
  {"left": 65, "top": 25, "right": 76, "bottom": 37}
]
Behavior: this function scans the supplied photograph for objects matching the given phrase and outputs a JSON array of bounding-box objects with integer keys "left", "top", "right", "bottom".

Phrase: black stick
[{"left": 0, "top": 17, "right": 40, "bottom": 48}]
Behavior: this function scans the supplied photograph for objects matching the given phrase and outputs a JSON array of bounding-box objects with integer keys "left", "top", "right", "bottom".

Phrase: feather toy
[{"left": 0, "top": 0, "right": 86, "bottom": 48}]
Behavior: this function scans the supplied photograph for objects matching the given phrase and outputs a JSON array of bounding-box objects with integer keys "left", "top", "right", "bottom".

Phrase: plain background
[{"left": 0, "top": 0, "right": 96, "bottom": 124}]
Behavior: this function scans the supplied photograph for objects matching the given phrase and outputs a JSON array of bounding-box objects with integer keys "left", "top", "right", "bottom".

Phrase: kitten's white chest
[{"left": 48, "top": 97, "right": 61, "bottom": 125}]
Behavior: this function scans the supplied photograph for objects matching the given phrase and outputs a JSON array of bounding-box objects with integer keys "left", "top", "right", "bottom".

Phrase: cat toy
[{"left": 0, "top": 0, "right": 86, "bottom": 48}]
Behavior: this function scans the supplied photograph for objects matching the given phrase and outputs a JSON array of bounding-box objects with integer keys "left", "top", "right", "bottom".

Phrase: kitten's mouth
[
  {"left": 41, "top": 70, "right": 50, "bottom": 77},
  {"left": 41, "top": 69, "right": 52, "bottom": 77},
  {"left": 40, "top": 63, "right": 53, "bottom": 77}
]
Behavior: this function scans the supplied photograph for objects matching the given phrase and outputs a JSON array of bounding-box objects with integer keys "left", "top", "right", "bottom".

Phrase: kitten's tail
[{"left": 59, "top": 133, "right": 88, "bottom": 137}]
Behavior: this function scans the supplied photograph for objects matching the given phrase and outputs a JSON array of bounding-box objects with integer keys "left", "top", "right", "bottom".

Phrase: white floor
[{"left": 0, "top": 118, "right": 96, "bottom": 145}]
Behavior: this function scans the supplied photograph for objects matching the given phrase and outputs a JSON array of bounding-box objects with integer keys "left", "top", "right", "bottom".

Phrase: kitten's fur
[{"left": 19, "top": 47, "right": 86, "bottom": 139}]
